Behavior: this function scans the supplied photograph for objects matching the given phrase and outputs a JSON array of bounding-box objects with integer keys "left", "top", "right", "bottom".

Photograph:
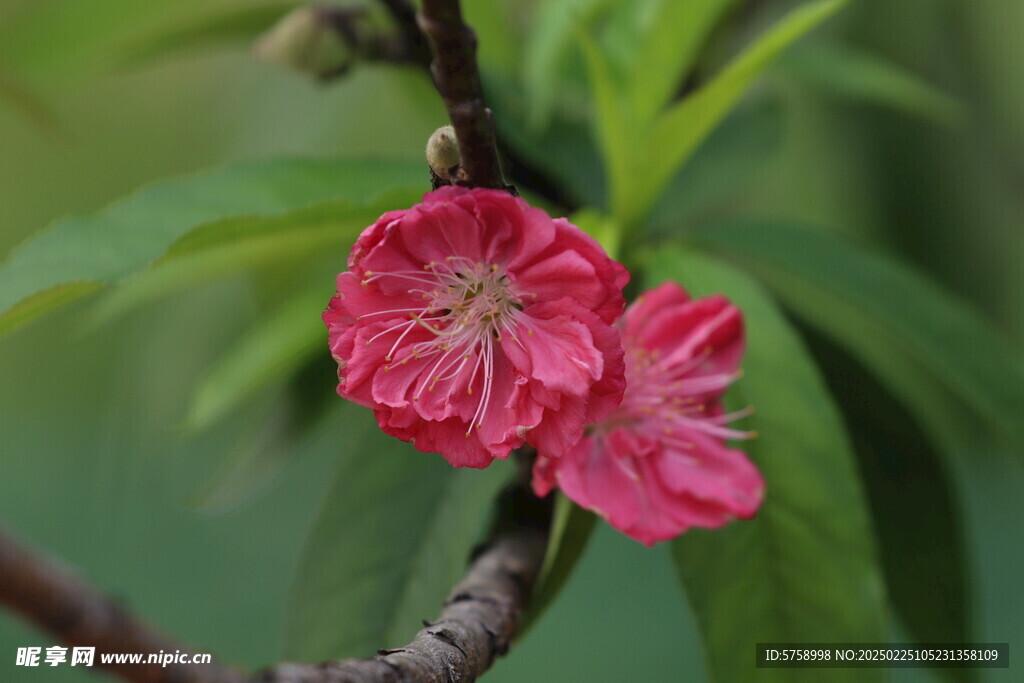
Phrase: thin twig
[
  {"left": 376, "top": 0, "right": 433, "bottom": 67},
  {"left": 416, "top": 0, "right": 514, "bottom": 192},
  {"left": 0, "top": 526, "right": 244, "bottom": 683},
  {"left": 257, "top": 478, "right": 551, "bottom": 682}
]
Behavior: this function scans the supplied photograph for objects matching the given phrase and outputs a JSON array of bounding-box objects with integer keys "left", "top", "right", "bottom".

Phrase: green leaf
[
  {"left": 801, "top": 326, "right": 972, "bottom": 680},
  {"left": 782, "top": 42, "right": 964, "bottom": 125},
  {"left": 86, "top": 194, "right": 417, "bottom": 329},
  {"left": 0, "top": 1, "right": 204, "bottom": 80},
  {"left": 190, "top": 395, "right": 329, "bottom": 513},
  {"left": 649, "top": 96, "right": 783, "bottom": 235},
  {"left": 117, "top": 3, "right": 294, "bottom": 66},
  {"left": 519, "top": 493, "right": 596, "bottom": 636},
  {"left": 628, "top": 0, "right": 739, "bottom": 128},
  {"left": 285, "top": 416, "right": 512, "bottom": 660},
  {"left": 568, "top": 208, "right": 621, "bottom": 259},
  {"left": 521, "top": 0, "right": 615, "bottom": 131},
  {"left": 0, "top": 65, "right": 63, "bottom": 137},
  {"left": 159, "top": 189, "right": 412, "bottom": 261},
  {"left": 193, "top": 354, "right": 342, "bottom": 512},
  {"left": 463, "top": 0, "right": 524, "bottom": 77},
  {"left": 575, "top": 21, "right": 636, "bottom": 224},
  {"left": 485, "top": 73, "right": 606, "bottom": 208},
  {"left": 646, "top": 247, "right": 887, "bottom": 682},
  {"left": 185, "top": 285, "right": 329, "bottom": 431},
  {"left": 629, "top": 0, "right": 846, "bottom": 227},
  {"left": 0, "top": 158, "right": 426, "bottom": 337},
  {"left": 694, "top": 220, "right": 1024, "bottom": 457},
  {"left": 0, "top": 282, "right": 106, "bottom": 337}
]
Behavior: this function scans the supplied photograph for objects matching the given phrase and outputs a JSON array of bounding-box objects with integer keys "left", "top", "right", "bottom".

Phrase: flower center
[
  {"left": 360, "top": 257, "right": 526, "bottom": 434},
  {"left": 593, "top": 345, "right": 752, "bottom": 448}
]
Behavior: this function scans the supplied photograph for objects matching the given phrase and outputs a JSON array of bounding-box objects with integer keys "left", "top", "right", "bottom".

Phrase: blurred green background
[{"left": 0, "top": 0, "right": 1020, "bottom": 681}]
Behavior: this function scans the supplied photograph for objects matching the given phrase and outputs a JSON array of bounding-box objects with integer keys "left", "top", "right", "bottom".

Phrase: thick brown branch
[
  {"left": 0, "top": 526, "right": 244, "bottom": 683},
  {"left": 417, "top": 0, "right": 513, "bottom": 192},
  {"left": 257, "top": 481, "right": 551, "bottom": 682},
  {"left": 2, "top": 474, "right": 552, "bottom": 683}
]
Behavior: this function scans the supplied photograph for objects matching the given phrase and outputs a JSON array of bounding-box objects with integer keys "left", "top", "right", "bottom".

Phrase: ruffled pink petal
[
  {"left": 526, "top": 393, "right": 587, "bottom": 459},
  {"left": 554, "top": 430, "right": 643, "bottom": 528},
  {"left": 621, "top": 282, "right": 691, "bottom": 342},
  {"left": 340, "top": 321, "right": 412, "bottom": 404},
  {"left": 511, "top": 301, "right": 604, "bottom": 396},
  {"left": 577, "top": 306, "right": 626, "bottom": 424},
  {"left": 652, "top": 429, "right": 764, "bottom": 518},
  {"left": 376, "top": 410, "right": 495, "bottom": 468},
  {"left": 512, "top": 249, "right": 605, "bottom": 311},
  {"left": 545, "top": 218, "right": 629, "bottom": 324},
  {"left": 475, "top": 353, "right": 544, "bottom": 455},
  {"left": 394, "top": 200, "right": 488, "bottom": 267},
  {"left": 531, "top": 454, "right": 558, "bottom": 497},
  {"left": 643, "top": 296, "right": 743, "bottom": 374},
  {"left": 348, "top": 211, "right": 404, "bottom": 270}
]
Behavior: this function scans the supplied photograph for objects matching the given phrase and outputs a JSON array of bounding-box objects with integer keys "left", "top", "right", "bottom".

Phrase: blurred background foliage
[{"left": 0, "top": 0, "right": 1021, "bottom": 681}]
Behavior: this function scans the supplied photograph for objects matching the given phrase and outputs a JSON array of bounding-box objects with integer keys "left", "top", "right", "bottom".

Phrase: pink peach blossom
[
  {"left": 324, "top": 187, "right": 628, "bottom": 468},
  {"left": 533, "top": 282, "right": 764, "bottom": 546}
]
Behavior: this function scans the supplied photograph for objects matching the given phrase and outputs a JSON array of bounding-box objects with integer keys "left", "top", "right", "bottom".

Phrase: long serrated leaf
[
  {"left": 191, "top": 395, "right": 316, "bottom": 513},
  {"left": 575, "top": 21, "right": 636, "bottom": 222},
  {"left": 521, "top": 0, "right": 614, "bottom": 131},
  {"left": 86, "top": 193, "right": 418, "bottom": 328},
  {"left": 629, "top": 0, "right": 846, "bottom": 227},
  {"left": 629, "top": 0, "right": 739, "bottom": 128},
  {"left": 284, "top": 416, "right": 512, "bottom": 660},
  {"left": 117, "top": 3, "right": 295, "bottom": 66},
  {"left": 801, "top": 326, "right": 972, "bottom": 682},
  {"left": 185, "top": 285, "right": 329, "bottom": 431},
  {"left": 694, "top": 220, "right": 1024, "bottom": 457},
  {"left": 0, "top": 158, "right": 426, "bottom": 337},
  {"left": 649, "top": 96, "right": 783, "bottom": 235},
  {"left": 0, "top": 65, "right": 63, "bottom": 137},
  {"left": 485, "top": 72, "right": 606, "bottom": 208},
  {"left": 782, "top": 42, "right": 964, "bottom": 124},
  {"left": 193, "top": 357, "right": 343, "bottom": 512},
  {"left": 647, "top": 247, "right": 887, "bottom": 683}
]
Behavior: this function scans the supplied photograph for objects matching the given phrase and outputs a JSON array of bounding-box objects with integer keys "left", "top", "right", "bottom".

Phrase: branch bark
[
  {"left": 257, "top": 479, "right": 551, "bottom": 683},
  {"left": 1, "top": 475, "right": 550, "bottom": 683},
  {"left": 0, "top": 4, "right": 549, "bottom": 681},
  {"left": 417, "top": 0, "right": 514, "bottom": 192},
  {"left": 0, "top": 526, "right": 244, "bottom": 683}
]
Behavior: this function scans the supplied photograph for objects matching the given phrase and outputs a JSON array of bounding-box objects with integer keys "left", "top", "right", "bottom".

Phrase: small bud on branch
[
  {"left": 426, "top": 125, "right": 460, "bottom": 186},
  {"left": 417, "top": 0, "right": 515, "bottom": 193}
]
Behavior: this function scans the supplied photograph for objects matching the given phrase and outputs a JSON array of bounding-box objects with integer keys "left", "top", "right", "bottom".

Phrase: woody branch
[
  {"left": 0, "top": 1, "right": 546, "bottom": 681},
  {"left": 417, "top": 0, "right": 514, "bottom": 193},
  {"left": 0, "top": 468, "right": 549, "bottom": 683}
]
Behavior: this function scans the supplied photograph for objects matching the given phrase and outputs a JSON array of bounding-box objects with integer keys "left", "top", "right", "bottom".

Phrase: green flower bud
[
  {"left": 426, "top": 125, "right": 460, "bottom": 181},
  {"left": 253, "top": 6, "right": 354, "bottom": 79}
]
